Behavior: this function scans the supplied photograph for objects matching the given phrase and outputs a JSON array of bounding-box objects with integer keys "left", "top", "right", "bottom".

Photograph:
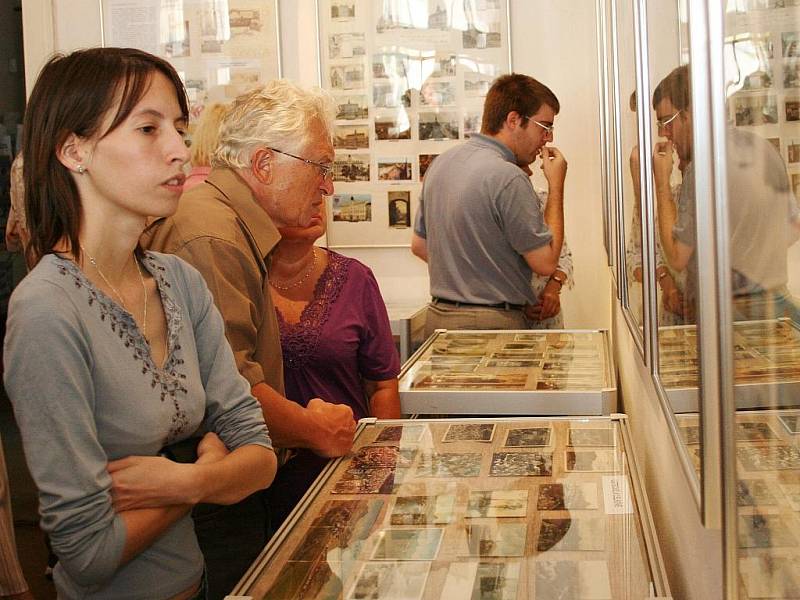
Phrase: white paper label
[{"left": 602, "top": 475, "right": 633, "bottom": 514}]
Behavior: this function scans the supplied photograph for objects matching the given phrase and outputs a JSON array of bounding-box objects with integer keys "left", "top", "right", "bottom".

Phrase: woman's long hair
[{"left": 22, "top": 47, "right": 188, "bottom": 266}]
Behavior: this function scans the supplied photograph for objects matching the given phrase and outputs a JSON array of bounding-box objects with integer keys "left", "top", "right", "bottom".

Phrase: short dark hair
[
  {"left": 22, "top": 47, "right": 188, "bottom": 266},
  {"left": 481, "top": 73, "right": 560, "bottom": 135},
  {"left": 652, "top": 65, "right": 692, "bottom": 112}
]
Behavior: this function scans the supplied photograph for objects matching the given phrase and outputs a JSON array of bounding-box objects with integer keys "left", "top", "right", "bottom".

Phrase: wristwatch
[{"left": 549, "top": 272, "right": 566, "bottom": 288}]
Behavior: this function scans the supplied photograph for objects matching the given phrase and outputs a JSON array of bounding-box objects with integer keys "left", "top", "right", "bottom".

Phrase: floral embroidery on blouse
[
  {"left": 56, "top": 252, "right": 190, "bottom": 443},
  {"left": 276, "top": 251, "right": 352, "bottom": 370}
]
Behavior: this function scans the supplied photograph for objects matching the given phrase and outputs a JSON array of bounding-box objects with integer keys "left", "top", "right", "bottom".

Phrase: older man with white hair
[{"left": 143, "top": 80, "right": 356, "bottom": 598}]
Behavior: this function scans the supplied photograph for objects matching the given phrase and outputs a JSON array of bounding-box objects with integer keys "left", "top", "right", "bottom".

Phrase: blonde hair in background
[
  {"left": 212, "top": 79, "right": 336, "bottom": 169},
  {"left": 190, "top": 103, "right": 229, "bottom": 167}
]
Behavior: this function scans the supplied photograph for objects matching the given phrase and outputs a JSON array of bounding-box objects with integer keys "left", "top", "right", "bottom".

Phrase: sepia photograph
[
  {"left": 331, "top": 1, "right": 356, "bottom": 20},
  {"left": 335, "top": 95, "right": 369, "bottom": 120},
  {"left": 505, "top": 427, "right": 551, "bottom": 447},
  {"left": 375, "top": 424, "right": 427, "bottom": 443},
  {"left": 486, "top": 359, "right": 541, "bottom": 368},
  {"left": 330, "top": 64, "right": 365, "bottom": 90},
  {"left": 329, "top": 32, "right": 366, "bottom": 59},
  {"left": 419, "top": 111, "right": 459, "bottom": 140},
  {"left": 349, "top": 445, "right": 416, "bottom": 470},
  {"left": 492, "top": 351, "right": 544, "bottom": 360},
  {"left": 334, "top": 154, "right": 370, "bottom": 182},
  {"left": 334, "top": 124, "right": 370, "bottom": 149},
  {"left": 375, "top": 115, "right": 411, "bottom": 140},
  {"left": 333, "top": 467, "right": 396, "bottom": 494},
  {"left": 413, "top": 372, "right": 528, "bottom": 390},
  {"left": 733, "top": 93, "right": 778, "bottom": 125},
  {"left": 466, "top": 489, "right": 528, "bottom": 518},
  {"left": 388, "top": 191, "right": 411, "bottom": 228},
  {"left": 416, "top": 451, "right": 483, "bottom": 477},
  {"left": 679, "top": 425, "right": 700, "bottom": 444},
  {"left": 418, "top": 153, "right": 439, "bottom": 180},
  {"left": 462, "top": 523, "right": 526, "bottom": 557},
  {"left": 371, "top": 527, "right": 444, "bottom": 561},
  {"left": 537, "top": 482, "right": 599, "bottom": 510},
  {"left": 737, "top": 445, "right": 800, "bottom": 470},
  {"left": 442, "top": 561, "right": 520, "bottom": 600},
  {"left": 378, "top": 157, "right": 413, "bottom": 181},
  {"left": 568, "top": 428, "right": 615, "bottom": 447},
  {"left": 390, "top": 494, "right": 455, "bottom": 525},
  {"left": 565, "top": 449, "right": 618, "bottom": 472},
  {"left": 737, "top": 479, "right": 778, "bottom": 506},
  {"left": 490, "top": 451, "right": 553, "bottom": 477},
  {"left": 443, "top": 423, "right": 496, "bottom": 443},
  {"left": 737, "top": 513, "right": 798, "bottom": 548},
  {"left": 332, "top": 194, "right": 372, "bottom": 222},
  {"left": 537, "top": 517, "right": 605, "bottom": 552},
  {"left": 462, "top": 23, "right": 502, "bottom": 49},
  {"left": 534, "top": 560, "right": 612, "bottom": 600},
  {"left": 348, "top": 561, "right": 430, "bottom": 600},
  {"left": 736, "top": 421, "right": 779, "bottom": 442}
]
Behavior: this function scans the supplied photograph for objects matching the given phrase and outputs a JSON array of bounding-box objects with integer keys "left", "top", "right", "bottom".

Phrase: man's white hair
[{"left": 212, "top": 79, "right": 336, "bottom": 169}]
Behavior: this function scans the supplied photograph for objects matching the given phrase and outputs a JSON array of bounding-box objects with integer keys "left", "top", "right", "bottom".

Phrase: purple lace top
[{"left": 276, "top": 251, "right": 400, "bottom": 420}]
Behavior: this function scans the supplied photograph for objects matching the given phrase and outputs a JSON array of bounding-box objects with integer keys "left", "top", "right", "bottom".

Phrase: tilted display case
[
  {"left": 229, "top": 416, "right": 669, "bottom": 599},
  {"left": 397, "top": 330, "right": 617, "bottom": 415}
]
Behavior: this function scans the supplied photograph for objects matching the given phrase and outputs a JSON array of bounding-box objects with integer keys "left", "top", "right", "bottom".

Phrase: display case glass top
[
  {"left": 398, "top": 330, "right": 616, "bottom": 415},
  {"left": 233, "top": 416, "right": 667, "bottom": 599}
]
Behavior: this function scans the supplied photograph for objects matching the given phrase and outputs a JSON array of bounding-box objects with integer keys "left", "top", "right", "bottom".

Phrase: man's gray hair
[{"left": 212, "top": 79, "right": 336, "bottom": 169}]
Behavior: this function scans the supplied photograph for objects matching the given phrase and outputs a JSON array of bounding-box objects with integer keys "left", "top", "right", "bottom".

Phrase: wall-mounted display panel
[
  {"left": 232, "top": 416, "right": 669, "bottom": 599},
  {"left": 398, "top": 330, "right": 616, "bottom": 415},
  {"left": 317, "top": 0, "right": 511, "bottom": 248},
  {"left": 101, "top": 0, "right": 281, "bottom": 119}
]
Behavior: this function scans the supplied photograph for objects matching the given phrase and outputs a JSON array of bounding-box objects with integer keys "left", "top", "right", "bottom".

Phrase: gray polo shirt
[{"left": 415, "top": 133, "right": 552, "bottom": 305}]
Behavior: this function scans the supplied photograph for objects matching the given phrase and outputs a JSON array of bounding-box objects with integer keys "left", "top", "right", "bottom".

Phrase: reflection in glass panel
[
  {"left": 615, "top": 0, "right": 645, "bottom": 335},
  {"left": 648, "top": 0, "right": 703, "bottom": 484},
  {"left": 725, "top": 1, "right": 800, "bottom": 597}
]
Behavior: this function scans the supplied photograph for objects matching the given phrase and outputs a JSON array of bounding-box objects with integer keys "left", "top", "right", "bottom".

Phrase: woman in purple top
[{"left": 267, "top": 212, "right": 401, "bottom": 529}]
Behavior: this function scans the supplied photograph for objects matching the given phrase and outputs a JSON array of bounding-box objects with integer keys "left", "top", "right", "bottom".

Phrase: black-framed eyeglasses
[
  {"left": 267, "top": 147, "right": 334, "bottom": 180},
  {"left": 656, "top": 110, "right": 682, "bottom": 129},
  {"left": 523, "top": 115, "right": 555, "bottom": 134}
]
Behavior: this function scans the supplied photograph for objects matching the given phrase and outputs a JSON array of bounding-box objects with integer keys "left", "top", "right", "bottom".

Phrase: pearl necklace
[
  {"left": 269, "top": 248, "right": 318, "bottom": 291},
  {"left": 81, "top": 244, "right": 148, "bottom": 339}
]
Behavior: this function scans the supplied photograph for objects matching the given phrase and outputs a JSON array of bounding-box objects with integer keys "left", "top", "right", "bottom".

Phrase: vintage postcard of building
[
  {"left": 443, "top": 423, "right": 496, "bottom": 443},
  {"left": 461, "top": 523, "right": 527, "bottom": 557},
  {"left": 466, "top": 490, "right": 529, "bottom": 518},
  {"left": 537, "top": 518, "right": 605, "bottom": 552},
  {"left": 374, "top": 424, "right": 427, "bottom": 444},
  {"left": 490, "top": 452, "right": 553, "bottom": 477},
  {"left": 371, "top": 528, "right": 444, "bottom": 561},
  {"left": 441, "top": 561, "right": 520, "bottom": 600},
  {"left": 390, "top": 495, "right": 456, "bottom": 525},
  {"left": 347, "top": 561, "right": 431, "bottom": 600},
  {"left": 537, "top": 482, "right": 599, "bottom": 510},
  {"left": 505, "top": 427, "right": 552, "bottom": 448},
  {"left": 565, "top": 450, "right": 619, "bottom": 473},
  {"left": 416, "top": 452, "right": 483, "bottom": 477}
]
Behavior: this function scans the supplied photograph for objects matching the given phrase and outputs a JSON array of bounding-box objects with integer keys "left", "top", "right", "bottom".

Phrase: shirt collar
[
  {"left": 468, "top": 133, "right": 517, "bottom": 164},
  {"left": 204, "top": 167, "right": 281, "bottom": 257}
]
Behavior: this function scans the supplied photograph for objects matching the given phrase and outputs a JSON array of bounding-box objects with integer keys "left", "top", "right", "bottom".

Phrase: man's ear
[
  {"left": 56, "top": 132, "right": 91, "bottom": 173},
  {"left": 250, "top": 147, "right": 273, "bottom": 184},
  {"left": 504, "top": 111, "right": 525, "bottom": 131}
]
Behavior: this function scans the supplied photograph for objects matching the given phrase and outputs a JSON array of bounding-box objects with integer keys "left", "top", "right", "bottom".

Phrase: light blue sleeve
[{"left": 3, "top": 278, "right": 126, "bottom": 588}]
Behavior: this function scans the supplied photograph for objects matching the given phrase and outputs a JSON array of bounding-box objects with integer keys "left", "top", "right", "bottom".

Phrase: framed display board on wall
[
  {"left": 101, "top": 0, "right": 282, "bottom": 120},
  {"left": 317, "top": 0, "right": 512, "bottom": 248}
]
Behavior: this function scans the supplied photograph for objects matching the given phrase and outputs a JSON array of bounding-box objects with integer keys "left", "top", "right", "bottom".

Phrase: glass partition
[
  {"left": 612, "top": 0, "right": 646, "bottom": 349},
  {"left": 722, "top": 1, "right": 800, "bottom": 597}
]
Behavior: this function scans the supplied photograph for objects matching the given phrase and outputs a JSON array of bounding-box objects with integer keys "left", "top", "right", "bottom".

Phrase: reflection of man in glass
[{"left": 652, "top": 65, "right": 800, "bottom": 322}]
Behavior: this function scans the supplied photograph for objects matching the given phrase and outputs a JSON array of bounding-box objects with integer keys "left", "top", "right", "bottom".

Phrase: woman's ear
[
  {"left": 56, "top": 132, "right": 90, "bottom": 174},
  {"left": 250, "top": 147, "right": 273, "bottom": 185}
]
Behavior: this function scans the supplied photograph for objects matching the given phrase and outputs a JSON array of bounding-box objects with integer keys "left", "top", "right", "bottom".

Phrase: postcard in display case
[
  {"left": 397, "top": 330, "right": 617, "bottom": 415},
  {"left": 676, "top": 409, "right": 800, "bottom": 598},
  {"left": 230, "top": 416, "right": 669, "bottom": 599},
  {"left": 102, "top": 0, "right": 281, "bottom": 120},
  {"left": 660, "top": 319, "right": 800, "bottom": 413},
  {"left": 318, "top": 0, "right": 511, "bottom": 248}
]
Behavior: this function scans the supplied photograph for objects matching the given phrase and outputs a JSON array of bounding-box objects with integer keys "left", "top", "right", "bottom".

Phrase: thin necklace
[
  {"left": 269, "top": 248, "right": 318, "bottom": 291},
  {"left": 80, "top": 244, "right": 148, "bottom": 339}
]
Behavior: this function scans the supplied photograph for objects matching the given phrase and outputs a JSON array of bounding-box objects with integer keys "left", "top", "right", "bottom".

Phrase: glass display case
[
  {"left": 386, "top": 303, "right": 428, "bottom": 364},
  {"left": 230, "top": 416, "right": 669, "bottom": 599},
  {"left": 397, "top": 330, "right": 617, "bottom": 416}
]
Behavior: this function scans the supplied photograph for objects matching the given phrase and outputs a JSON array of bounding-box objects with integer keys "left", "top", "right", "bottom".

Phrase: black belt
[{"left": 431, "top": 297, "right": 524, "bottom": 311}]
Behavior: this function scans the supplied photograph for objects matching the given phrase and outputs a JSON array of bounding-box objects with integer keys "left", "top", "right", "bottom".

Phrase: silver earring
[{"left": 77, "top": 165, "right": 85, "bottom": 174}]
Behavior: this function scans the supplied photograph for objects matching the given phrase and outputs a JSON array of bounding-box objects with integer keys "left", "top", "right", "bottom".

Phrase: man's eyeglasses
[
  {"left": 523, "top": 115, "right": 555, "bottom": 134},
  {"left": 656, "top": 110, "right": 682, "bottom": 129},
  {"left": 267, "top": 147, "right": 334, "bottom": 180}
]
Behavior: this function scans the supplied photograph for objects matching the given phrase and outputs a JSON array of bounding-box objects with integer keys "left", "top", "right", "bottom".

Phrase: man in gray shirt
[{"left": 412, "top": 73, "right": 568, "bottom": 334}]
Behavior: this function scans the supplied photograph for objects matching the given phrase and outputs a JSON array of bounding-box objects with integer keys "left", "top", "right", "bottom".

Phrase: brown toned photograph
[
  {"left": 332, "top": 467, "right": 396, "bottom": 494},
  {"left": 416, "top": 451, "right": 482, "bottom": 477},
  {"left": 413, "top": 373, "right": 528, "bottom": 390},
  {"left": 565, "top": 450, "right": 618, "bottom": 472},
  {"left": 537, "top": 518, "right": 605, "bottom": 552},
  {"left": 374, "top": 424, "right": 426, "bottom": 443},
  {"left": 537, "top": 482, "right": 599, "bottom": 510},
  {"left": 350, "top": 445, "right": 416, "bottom": 470},
  {"left": 737, "top": 479, "right": 778, "bottom": 506},
  {"left": 737, "top": 513, "right": 798, "bottom": 548},
  {"left": 490, "top": 452, "right": 553, "bottom": 477},
  {"left": 568, "top": 428, "right": 615, "bottom": 447},
  {"left": 371, "top": 528, "right": 444, "bottom": 561},
  {"left": 418, "top": 153, "right": 438, "bottom": 180},
  {"left": 736, "top": 421, "right": 779, "bottom": 442},
  {"left": 737, "top": 445, "right": 800, "bottom": 471},
  {"left": 390, "top": 495, "right": 455, "bottom": 525},
  {"left": 505, "top": 427, "right": 551, "bottom": 447},
  {"left": 466, "top": 490, "right": 528, "bottom": 518},
  {"left": 443, "top": 423, "right": 496, "bottom": 443},
  {"left": 461, "top": 523, "right": 526, "bottom": 557}
]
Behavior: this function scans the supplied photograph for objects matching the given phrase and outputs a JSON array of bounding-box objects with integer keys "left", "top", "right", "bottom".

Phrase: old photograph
[
  {"left": 331, "top": 1, "right": 356, "bottom": 20},
  {"left": 565, "top": 449, "right": 618, "bottom": 472},
  {"left": 413, "top": 372, "right": 528, "bottom": 390},
  {"left": 390, "top": 494, "right": 455, "bottom": 525},
  {"left": 388, "top": 191, "right": 411, "bottom": 228},
  {"left": 737, "top": 479, "right": 778, "bottom": 506},
  {"left": 462, "top": 523, "right": 526, "bottom": 557},
  {"left": 537, "top": 482, "right": 599, "bottom": 510},
  {"left": 733, "top": 93, "right": 778, "bottom": 125},
  {"left": 416, "top": 451, "right": 483, "bottom": 477},
  {"left": 349, "top": 445, "right": 416, "bottom": 470},
  {"left": 420, "top": 81, "right": 457, "bottom": 106},
  {"left": 490, "top": 451, "right": 553, "bottom": 477},
  {"left": 736, "top": 421, "right": 779, "bottom": 442},
  {"left": 463, "top": 24, "right": 502, "bottom": 49},
  {"left": 505, "top": 427, "right": 551, "bottom": 447},
  {"left": 371, "top": 527, "right": 444, "bottom": 561},
  {"left": 738, "top": 513, "right": 798, "bottom": 548},
  {"left": 534, "top": 560, "right": 612, "bottom": 600},
  {"left": 537, "top": 517, "right": 605, "bottom": 552},
  {"left": 568, "top": 428, "right": 615, "bottom": 447},
  {"left": 334, "top": 125, "right": 369, "bottom": 149},
  {"left": 335, "top": 95, "right": 369, "bottom": 120},
  {"left": 443, "top": 423, "right": 496, "bottom": 443},
  {"left": 418, "top": 153, "right": 438, "bottom": 180},
  {"left": 332, "top": 194, "right": 372, "bottom": 223},
  {"left": 377, "top": 157, "right": 413, "bottom": 181},
  {"left": 442, "top": 562, "right": 520, "bottom": 600},
  {"left": 330, "top": 64, "right": 365, "bottom": 90},
  {"left": 486, "top": 359, "right": 541, "bottom": 368},
  {"left": 680, "top": 425, "right": 701, "bottom": 444},
  {"left": 739, "top": 556, "right": 800, "bottom": 599},
  {"left": 375, "top": 424, "right": 427, "bottom": 443},
  {"left": 333, "top": 467, "right": 396, "bottom": 494},
  {"left": 375, "top": 116, "right": 411, "bottom": 141},
  {"left": 334, "top": 154, "right": 370, "bottom": 182},
  {"left": 419, "top": 112, "right": 459, "bottom": 140},
  {"left": 329, "top": 32, "right": 366, "bottom": 59},
  {"left": 466, "top": 489, "right": 528, "bottom": 518},
  {"left": 492, "top": 351, "right": 544, "bottom": 360},
  {"left": 737, "top": 445, "right": 800, "bottom": 470},
  {"left": 348, "top": 561, "right": 430, "bottom": 600}
]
